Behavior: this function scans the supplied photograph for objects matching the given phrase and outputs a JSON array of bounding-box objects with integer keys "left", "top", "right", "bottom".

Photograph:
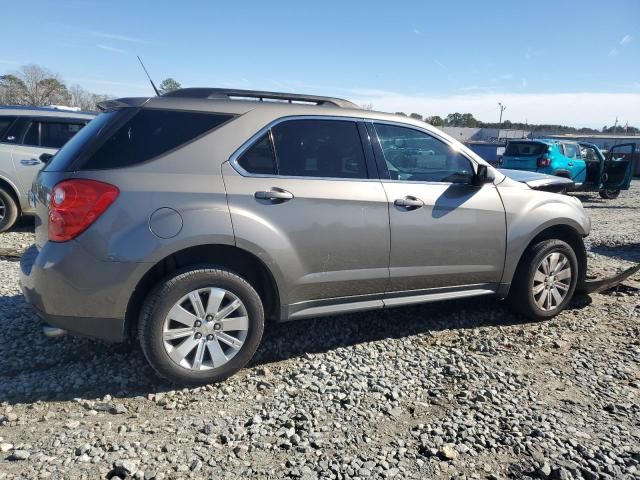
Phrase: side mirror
[
  {"left": 39, "top": 153, "right": 53, "bottom": 164},
  {"left": 472, "top": 164, "right": 494, "bottom": 186}
]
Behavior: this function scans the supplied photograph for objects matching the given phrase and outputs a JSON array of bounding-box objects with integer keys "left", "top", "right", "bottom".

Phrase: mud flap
[{"left": 577, "top": 264, "right": 640, "bottom": 294}]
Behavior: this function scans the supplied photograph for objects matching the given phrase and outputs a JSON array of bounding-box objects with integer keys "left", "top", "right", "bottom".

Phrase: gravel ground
[{"left": 0, "top": 185, "right": 639, "bottom": 480}]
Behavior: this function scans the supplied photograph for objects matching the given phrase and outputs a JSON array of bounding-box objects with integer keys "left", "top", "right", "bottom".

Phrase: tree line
[
  {"left": 395, "top": 111, "right": 638, "bottom": 135},
  {"left": 0, "top": 64, "right": 182, "bottom": 111}
]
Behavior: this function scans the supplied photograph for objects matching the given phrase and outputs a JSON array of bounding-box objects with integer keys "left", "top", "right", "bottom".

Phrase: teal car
[{"left": 500, "top": 139, "right": 636, "bottom": 199}]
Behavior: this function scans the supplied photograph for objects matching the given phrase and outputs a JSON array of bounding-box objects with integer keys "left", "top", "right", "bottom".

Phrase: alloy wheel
[
  {"left": 532, "top": 252, "right": 572, "bottom": 311},
  {"left": 0, "top": 196, "right": 5, "bottom": 222},
  {"left": 162, "top": 287, "right": 249, "bottom": 370}
]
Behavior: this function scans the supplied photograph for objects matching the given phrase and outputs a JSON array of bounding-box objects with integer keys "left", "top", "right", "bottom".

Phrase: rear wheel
[
  {"left": 599, "top": 189, "right": 620, "bottom": 200},
  {"left": 138, "top": 267, "right": 264, "bottom": 385},
  {"left": 508, "top": 239, "right": 578, "bottom": 320},
  {"left": 0, "top": 188, "right": 19, "bottom": 233}
]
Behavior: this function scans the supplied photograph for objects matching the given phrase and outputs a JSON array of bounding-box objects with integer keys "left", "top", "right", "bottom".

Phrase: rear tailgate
[{"left": 501, "top": 141, "right": 547, "bottom": 170}]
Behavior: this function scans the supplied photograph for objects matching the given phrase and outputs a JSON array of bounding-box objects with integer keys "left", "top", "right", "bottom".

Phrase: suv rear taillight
[
  {"left": 537, "top": 155, "right": 551, "bottom": 168},
  {"left": 48, "top": 179, "right": 119, "bottom": 242}
]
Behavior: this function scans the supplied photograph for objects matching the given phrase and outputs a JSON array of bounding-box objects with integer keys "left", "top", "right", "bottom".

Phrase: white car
[{"left": 0, "top": 106, "right": 94, "bottom": 231}]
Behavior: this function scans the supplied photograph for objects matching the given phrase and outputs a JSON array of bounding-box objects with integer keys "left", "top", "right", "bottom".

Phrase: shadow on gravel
[
  {"left": 591, "top": 243, "right": 640, "bottom": 263},
  {"left": 0, "top": 289, "right": 593, "bottom": 404},
  {"left": 9, "top": 216, "right": 35, "bottom": 232}
]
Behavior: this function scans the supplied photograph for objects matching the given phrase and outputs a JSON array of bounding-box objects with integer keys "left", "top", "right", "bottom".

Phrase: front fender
[{"left": 498, "top": 183, "right": 590, "bottom": 286}]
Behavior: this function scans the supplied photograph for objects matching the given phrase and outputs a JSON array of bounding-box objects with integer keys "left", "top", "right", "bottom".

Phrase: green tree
[
  {"left": 409, "top": 113, "right": 423, "bottom": 121},
  {"left": 158, "top": 78, "right": 182, "bottom": 95},
  {"left": 426, "top": 115, "right": 444, "bottom": 127},
  {"left": 395, "top": 112, "right": 407, "bottom": 117}
]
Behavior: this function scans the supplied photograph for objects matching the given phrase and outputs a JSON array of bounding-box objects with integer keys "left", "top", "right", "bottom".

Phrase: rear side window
[
  {"left": 237, "top": 133, "right": 276, "bottom": 175},
  {"left": 504, "top": 142, "right": 547, "bottom": 156},
  {"left": 0, "top": 116, "right": 16, "bottom": 139},
  {"left": 562, "top": 143, "right": 580, "bottom": 159},
  {"left": 81, "top": 109, "right": 233, "bottom": 170},
  {"left": 271, "top": 119, "right": 367, "bottom": 179}
]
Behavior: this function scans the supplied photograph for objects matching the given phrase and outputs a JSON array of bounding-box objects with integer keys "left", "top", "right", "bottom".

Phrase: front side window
[
  {"left": 374, "top": 124, "right": 473, "bottom": 183},
  {"left": 271, "top": 119, "right": 368, "bottom": 179}
]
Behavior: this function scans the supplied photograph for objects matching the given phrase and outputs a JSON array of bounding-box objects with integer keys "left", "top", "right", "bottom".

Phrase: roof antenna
[{"left": 137, "top": 56, "right": 160, "bottom": 96}]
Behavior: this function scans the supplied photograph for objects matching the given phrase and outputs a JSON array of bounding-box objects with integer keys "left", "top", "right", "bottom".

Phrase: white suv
[{"left": 0, "top": 106, "right": 94, "bottom": 231}]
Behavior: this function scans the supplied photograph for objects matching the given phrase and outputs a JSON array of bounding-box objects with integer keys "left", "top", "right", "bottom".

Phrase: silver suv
[
  {"left": 20, "top": 89, "right": 590, "bottom": 384},
  {"left": 0, "top": 107, "right": 94, "bottom": 231}
]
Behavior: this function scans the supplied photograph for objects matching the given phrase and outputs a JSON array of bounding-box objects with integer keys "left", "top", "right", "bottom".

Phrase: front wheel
[
  {"left": 138, "top": 267, "right": 264, "bottom": 385},
  {"left": 599, "top": 189, "right": 620, "bottom": 200},
  {"left": 0, "top": 188, "right": 19, "bottom": 233},
  {"left": 508, "top": 239, "right": 578, "bottom": 320}
]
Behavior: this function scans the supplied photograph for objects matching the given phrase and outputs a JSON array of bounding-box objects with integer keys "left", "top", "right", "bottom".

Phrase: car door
[
  {"left": 367, "top": 121, "right": 506, "bottom": 295},
  {"left": 602, "top": 143, "right": 636, "bottom": 190},
  {"left": 222, "top": 117, "right": 390, "bottom": 314},
  {"left": 561, "top": 143, "right": 586, "bottom": 183},
  {"left": 11, "top": 118, "right": 86, "bottom": 196}
]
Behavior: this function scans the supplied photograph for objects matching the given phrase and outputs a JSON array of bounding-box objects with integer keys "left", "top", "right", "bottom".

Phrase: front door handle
[
  {"left": 394, "top": 196, "right": 424, "bottom": 209},
  {"left": 567, "top": 162, "right": 574, "bottom": 167},
  {"left": 255, "top": 188, "right": 294, "bottom": 202},
  {"left": 20, "top": 159, "right": 41, "bottom": 166}
]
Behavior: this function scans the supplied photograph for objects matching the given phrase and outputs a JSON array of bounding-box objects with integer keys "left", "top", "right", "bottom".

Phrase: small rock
[
  {"left": 9, "top": 450, "right": 30, "bottom": 461},
  {"left": 440, "top": 445, "right": 458, "bottom": 460}
]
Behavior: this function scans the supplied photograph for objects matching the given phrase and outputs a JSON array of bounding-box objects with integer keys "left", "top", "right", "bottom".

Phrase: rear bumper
[{"left": 19, "top": 242, "right": 146, "bottom": 342}]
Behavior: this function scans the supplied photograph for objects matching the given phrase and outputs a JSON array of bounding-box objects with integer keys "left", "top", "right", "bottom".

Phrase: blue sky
[{"left": 3, "top": 0, "right": 639, "bottom": 127}]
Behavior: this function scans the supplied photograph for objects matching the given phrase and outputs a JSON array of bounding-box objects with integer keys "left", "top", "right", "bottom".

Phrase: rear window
[
  {"left": 46, "top": 108, "right": 233, "bottom": 171},
  {"left": 504, "top": 142, "right": 547, "bottom": 156}
]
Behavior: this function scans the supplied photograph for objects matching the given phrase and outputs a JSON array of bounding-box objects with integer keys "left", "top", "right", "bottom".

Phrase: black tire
[
  {"left": 599, "top": 189, "right": 620, "bottom": 200},
  {"left": 0, "top": 188, "right": 19, "bottom": 233},
  {"left": 138, "top": 266, "right": 264, "bottom": 385},
  {"left": 508, "top": 239, "right": 579, "bottom": 321}
]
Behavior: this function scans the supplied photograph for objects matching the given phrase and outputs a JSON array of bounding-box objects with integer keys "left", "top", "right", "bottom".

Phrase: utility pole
[{"left": 498, "top": 102, "right": 507, "bottom": 142}]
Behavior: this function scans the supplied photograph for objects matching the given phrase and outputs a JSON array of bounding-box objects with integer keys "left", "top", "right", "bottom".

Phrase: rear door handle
[
  {"left": 20, "top": 159, "right": 41, "bottom": 166},
  {"left": 394, "top": 196, "right": 424, "bottom": 209},
  {"left": 567, "top": 162, "right": 574, "bottom": 167},
  {"left": 255, "top": 188, "right": 294, "bottom": 202}
]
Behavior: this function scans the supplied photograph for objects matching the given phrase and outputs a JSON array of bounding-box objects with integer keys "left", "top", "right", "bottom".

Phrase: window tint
[
  {"left": 272, "top": 120, "right": 367, "bottom": 179},
  {"left": 82, "top": 109, "right": 233, "bottom": 170},
  {"left": 40, "top": 121, "right": 85, "bottom": 149},
  {"left": 562, "top": 143, "right": 580, "bottom": 159},
  {"left": 374, "top": 124, "right": 473, "bottom": 183},
  {"left": 0, "top": 116, "right": 16, "bottom": 139},
  {"left": 237, "top": 133, "right": 276, "bottom": 175},
  {"left": 504, "top": 141, "right": 547, "bottom": 156},
  {"left": 23, "top": 122, "right": 39, "bottom": 146}
]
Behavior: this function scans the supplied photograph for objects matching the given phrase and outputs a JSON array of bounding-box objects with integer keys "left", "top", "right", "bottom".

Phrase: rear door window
[
  {"left": 19, "top": 120, "right": 87, "bottom": 148},
  {"left": 562, "top": 144, "right": 580, "bottom": 159},
  {"left": 271, "top": 119, "right": 368, "bottom": 179},
  {"left": 504, "top": 142, "right": 547, "bottom": 156},
  {"left": 40, "top": 121, "right": 86, "bottom": 148},
  {"left": 237, "top": 133, "right": 276, "bottom": 175},
  {"left": 81, "top": 109, "right": 234, "bottom": 170}
]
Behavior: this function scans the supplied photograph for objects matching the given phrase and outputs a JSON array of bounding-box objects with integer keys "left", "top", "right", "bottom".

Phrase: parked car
[
  {"left": 0, "top": 107, "right": 95, "bottom": 231},
  {"left": 500, "top": 139, "right": 635, "bottom": 199},
  {"left": 21, "top": 88, "right": 591, "bottom": 385}
]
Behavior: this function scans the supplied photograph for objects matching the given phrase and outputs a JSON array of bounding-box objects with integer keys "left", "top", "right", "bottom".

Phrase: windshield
[
  {"left": 44, "top": 110, "right": 121, "bottom": 172},
  {"left": 504, "top": 142, "right": 548, "bottom": 156}
]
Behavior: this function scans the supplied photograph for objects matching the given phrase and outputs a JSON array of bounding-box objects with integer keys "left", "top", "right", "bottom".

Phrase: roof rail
[{"left": 163, "top": 88, "right": 360, "bottom": 109}]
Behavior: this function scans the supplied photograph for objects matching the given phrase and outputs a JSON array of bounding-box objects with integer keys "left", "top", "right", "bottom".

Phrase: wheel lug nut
[
  {"left": 207, "top": 334, "right": 214, "bottom": 341},
  {"left": 195, "top": 332, "right": 202, "bottom": 339},
  {"left": 194, "top": 320, "right": 202, "bottom": 327},
  {"left": 206, "top": 315, "right": 213, "bottom": 321}
]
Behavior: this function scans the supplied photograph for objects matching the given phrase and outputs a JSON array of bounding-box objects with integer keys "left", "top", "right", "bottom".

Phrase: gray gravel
[{"left": 0, "top": 186, "right": 639, "bottom": 479}]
